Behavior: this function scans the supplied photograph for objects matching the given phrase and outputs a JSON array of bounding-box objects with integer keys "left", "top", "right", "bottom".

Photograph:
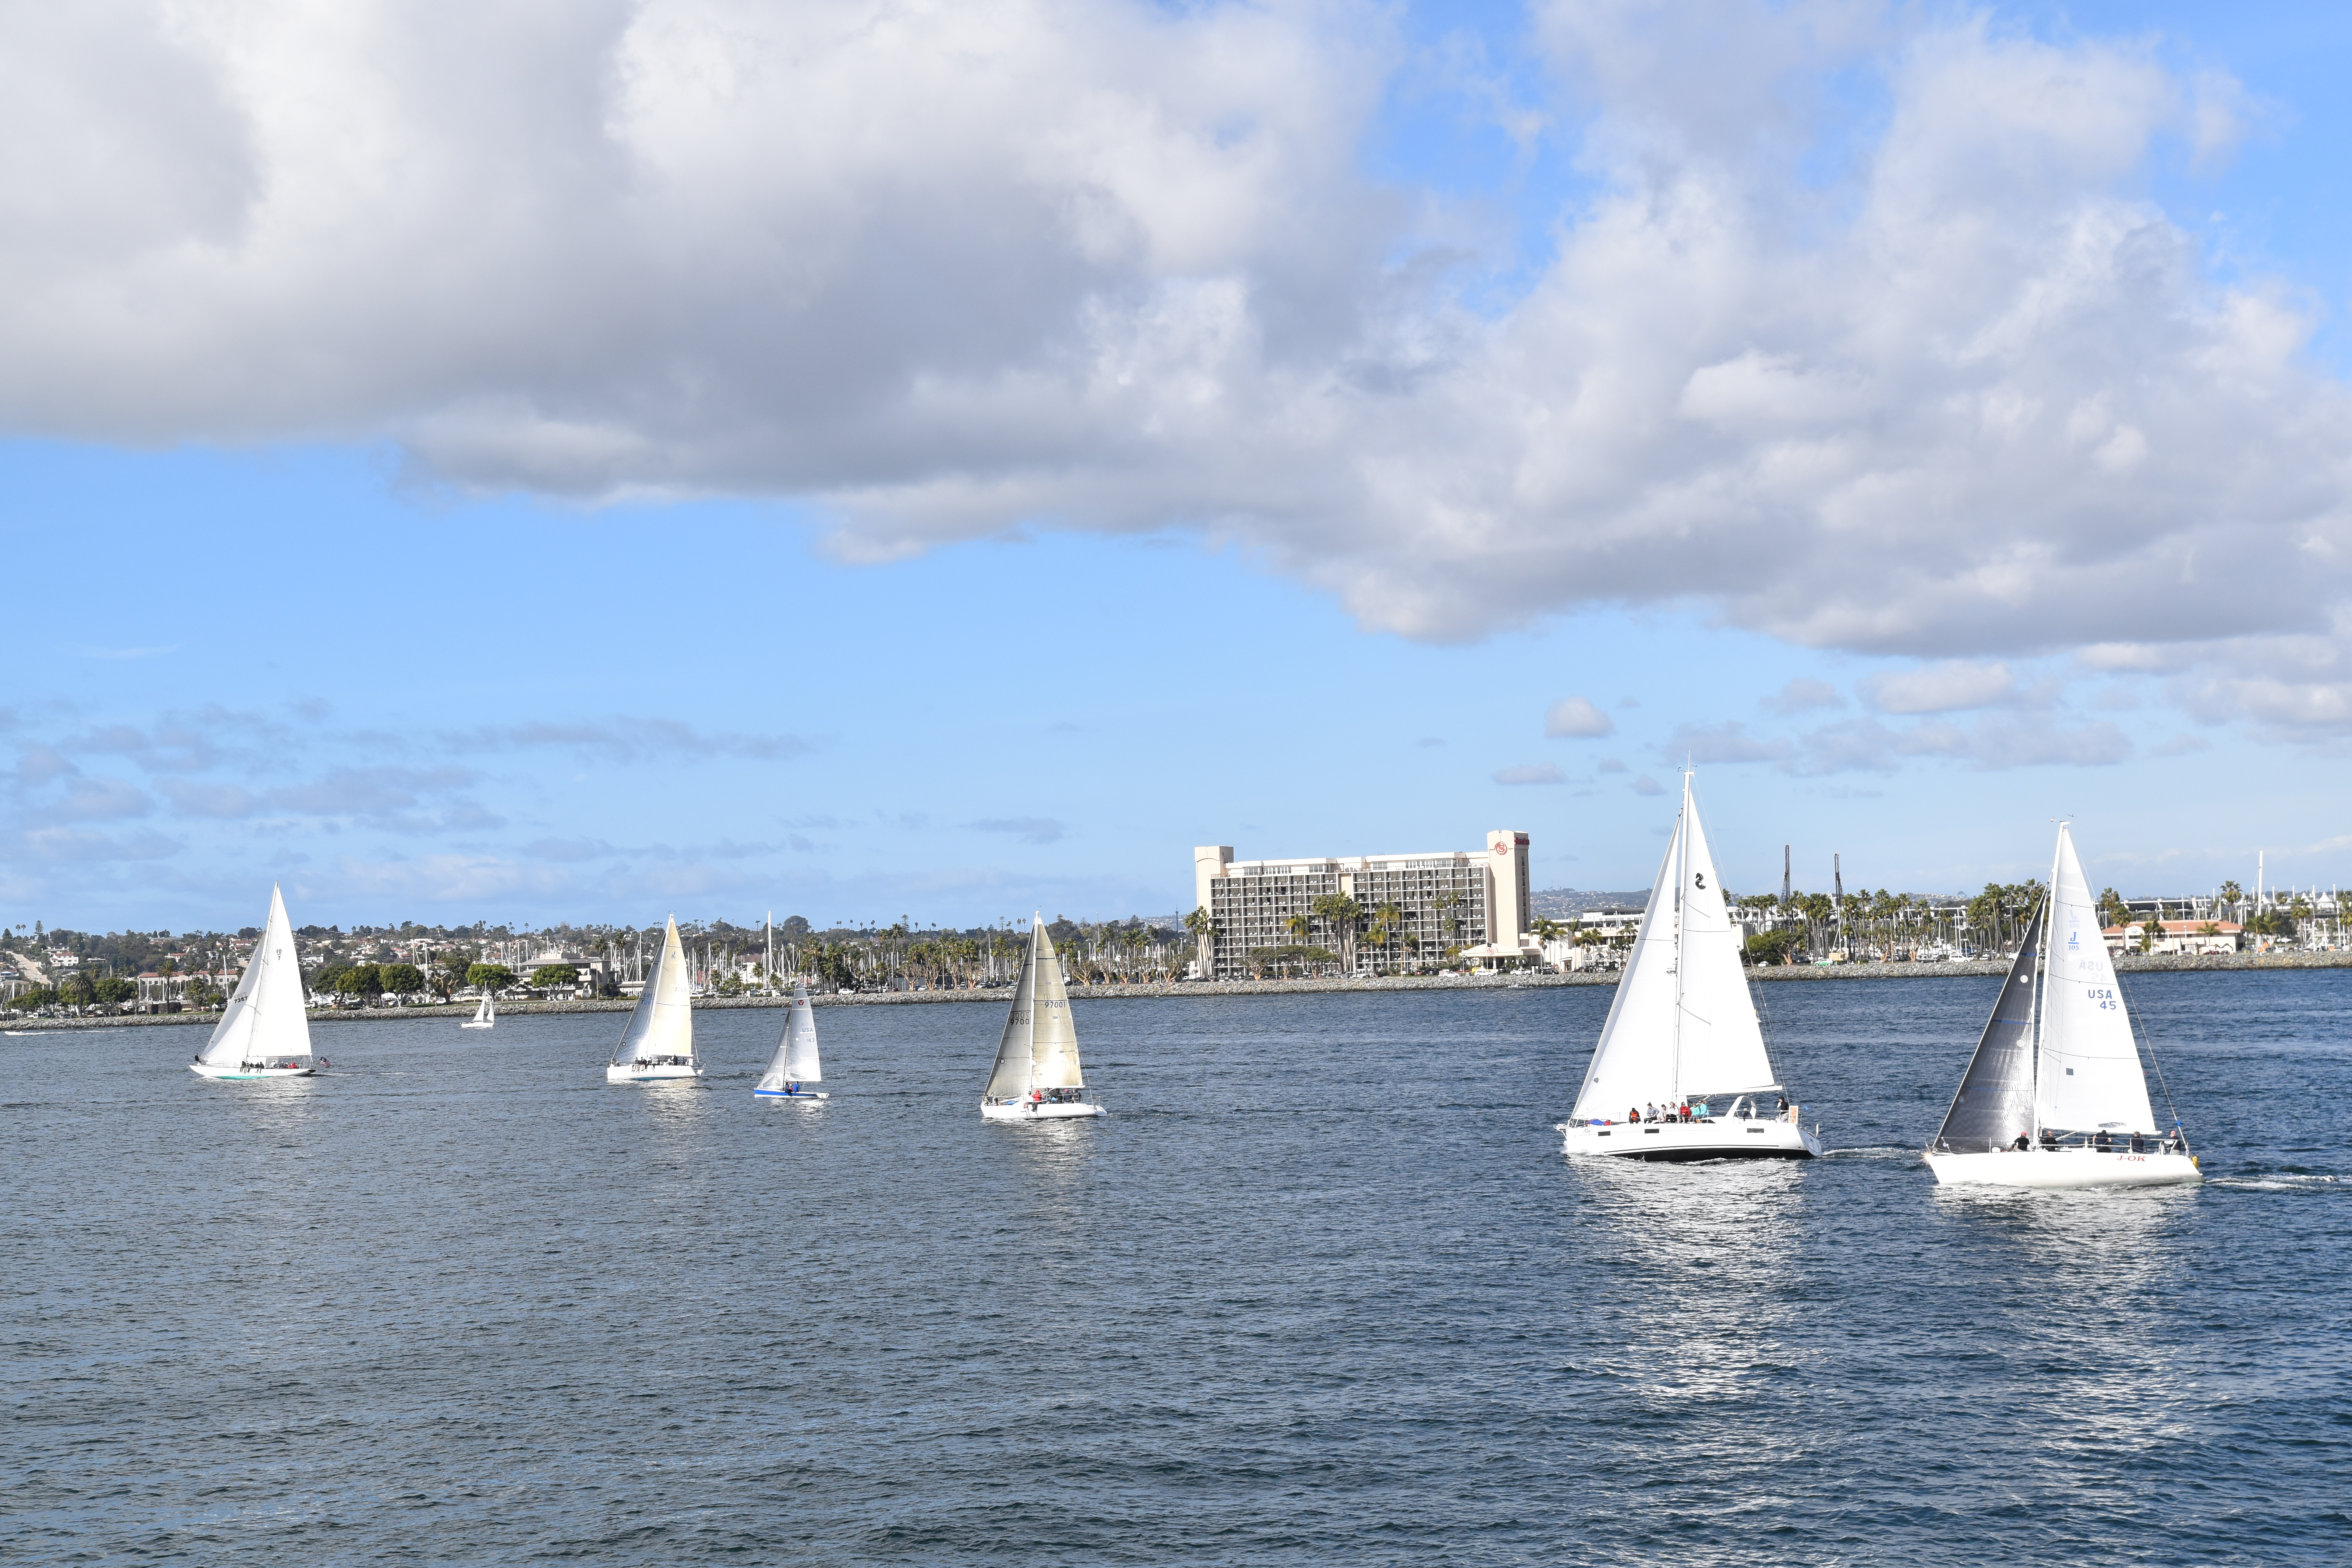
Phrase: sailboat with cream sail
[
  {"left": 461, "top": 992, "right": 495, "bottom": 1029},
  {"left": 981, "top": 915, "right": 1102, "bottom": 1120},
  {"left": 190, "top": 884, "right": 319, "bottom": 1080},
  {"left": 606, "top": 916, "right": 703, "bottom": 1083},
  {"left": 1924, "top": 824, "right": 2200, "bottom": 1188},
  {"left": 1556, "top": 773, "right": 1822, "bottom": 1160},
  {"left": 754, "top": 983, "right": 826, "bottom": 1099}
]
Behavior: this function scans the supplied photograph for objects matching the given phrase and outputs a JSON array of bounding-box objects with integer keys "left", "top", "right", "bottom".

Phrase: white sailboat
[
  {"left": 606, "top": 916, "right": 703, "bottom": 1083},
  {"left": 981, "top": 915, "right": 1102, "bottom": 1120},
  {"left": 1557, "top": 774, "right": 1822, "bottom": 1160},
  {"left": 191, "top": 884, "right": 319, "bottom": 1080},
  {"left": 1925, "top": 824, "right": 2200, "bottom": 1188},
  {"left": 754, "top": 983, "right": 826, "bottom": 1099},
  {"left": 461, "top": 992, "right": 495, "bottom": 1029}
]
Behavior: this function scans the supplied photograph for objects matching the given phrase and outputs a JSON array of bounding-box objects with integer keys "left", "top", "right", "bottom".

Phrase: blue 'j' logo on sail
[{"left": 2067, "top": 930, "right": 2078, "bottom": 949}]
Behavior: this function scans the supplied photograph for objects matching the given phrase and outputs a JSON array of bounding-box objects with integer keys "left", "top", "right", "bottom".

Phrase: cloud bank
[{"left": 3, "top": 2, "right": 2350, "bottom": 730}]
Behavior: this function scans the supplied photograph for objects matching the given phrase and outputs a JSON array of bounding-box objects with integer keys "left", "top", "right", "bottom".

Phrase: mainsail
[
  {"left": 197, "top": 884, "right": 312, "bottom": 1067},
  {"left": 985, "top": 917, "right": 1085, "bottom": 1100},
  {"left": 612, "top": 916, "right": 695, "bottom": 1066},
  {"left": 1570, "top": 775, "right": 1776, "bottom": 1119},
  {"left": 1931, "top": 897, "right": 2043, "bottom": 1152},
  {"left": 2036, "top": 828, "right": 2159, "bottom": 1134},
  {"left": 756, "top": 984, "right": 822, "bottom": 1091}
]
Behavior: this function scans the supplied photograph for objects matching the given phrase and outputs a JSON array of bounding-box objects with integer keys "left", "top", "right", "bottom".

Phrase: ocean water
[{"left": 5, "top": 971, "right": 2348, "bottom": 1565}]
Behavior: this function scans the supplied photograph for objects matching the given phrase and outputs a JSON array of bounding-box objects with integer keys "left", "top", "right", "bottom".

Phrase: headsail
[
  {"left": 757, "top": 984, "right": 822, "bottom": 1091},
  {"left": 1931, "top": 897, "right": 2042, "bottom": 1152},
  {"left": 612, "top": 916, "right": 695, "bottom": 1066},
  {"left": 2036, "top": 828, "right": 2158, "bottom": 1133},
  {"left": 198, "top": 884, "right": 312, "bottom": 1066}
]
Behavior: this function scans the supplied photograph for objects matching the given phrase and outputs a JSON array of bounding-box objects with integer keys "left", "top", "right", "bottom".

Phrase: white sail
[
  {"left": 1030, "top": 926, "right": 1084, "bottom": 1090},
  {"left": 985, "top": 917, "right": 1084, "bottom": 1100},
  {"left": 612, "top": 916, "right": 695, "bottom": 1066},
  {"left": 198, "top": 884, "right": 313, "bottom": 1066},
  {"left": 1671, "top": 787, "right": 1777, "bottom": 1097},
  {"left": 1570, "top": 802, "right": 1687, "bottom": 1118},
  {"left": 1570, "top": 775, "right": 1775, "bottom": 1118},
  {"left": 474, "top": 995, "right": 493, "bottom": 1025},
  {"left": 757, "top": 984, "right": 822, "bottom": 1091},
  {"left": 2036, "top": 827, "right": 2159, "bottom": 1133}
]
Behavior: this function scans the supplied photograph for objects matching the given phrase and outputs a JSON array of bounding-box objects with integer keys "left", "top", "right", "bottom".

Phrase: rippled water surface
[{"left": 7, "top": 971, "right": 2348, "bottom": 1564}]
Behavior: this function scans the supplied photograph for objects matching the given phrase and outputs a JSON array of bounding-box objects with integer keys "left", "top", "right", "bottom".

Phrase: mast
[
  {"left": 1669, "top": 773, "right": 1690, "bottom": 1101},
  {"left": 2032, "top": 827, "right": 2064, "bottom": 1127},
  {"left": 1027, "top": 913, "right": 1040, "bottom": 1093}
]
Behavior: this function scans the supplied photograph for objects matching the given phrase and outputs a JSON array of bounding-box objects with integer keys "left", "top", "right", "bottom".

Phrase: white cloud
[
  {"left": 1, "top": 4, "right": 2349, "bottom": 730},
  {"left": 1494, "top": 762, "right": 1566, "bottom": 786},
  {"left": 1858, "top": 661, "right": 2023, "bottom": 715},
  {"left": 1630, "top": 774, "right": 1666, "bottom": 795},
  {"left": 1543, "top": 696, "right": 1614, "bottom": 737},
  {"left": 1662, "top": 722, "right": 1792, "bottom": 766},
  {"left": 1764, "top": 678, "right": 1845, "bottom": 716},
  {"left": 968, "top": 817, "right": 1066, "bottom": 844}
]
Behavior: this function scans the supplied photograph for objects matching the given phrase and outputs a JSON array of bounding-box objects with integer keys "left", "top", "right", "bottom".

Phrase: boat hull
[
  {"left": 190, "top": 1062, "right": 316, "bottom": 1080},
  {"left": 982, "top": 1099, "right": 1104, "bottom": 1121},
  {"left": 1557, "top": 1118, "right": 1821, "bottom": 1161},
  {"left": 459, "top": 1022, "right": 494, "bottom": 1030},
  {"left": 606, "top": 1063, "right": 704, "bottom": 1083},
  {"left": 753, "top": 1088, "right": 828, "bottom": 1099},
  {"left": 1925, "top": 1147, "right": 2201, "bottom": 1189}
]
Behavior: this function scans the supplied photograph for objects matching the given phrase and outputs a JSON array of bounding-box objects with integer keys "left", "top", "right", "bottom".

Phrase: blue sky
[{"left": 5, "top": 2, "right": 2352, "bottom": 932}]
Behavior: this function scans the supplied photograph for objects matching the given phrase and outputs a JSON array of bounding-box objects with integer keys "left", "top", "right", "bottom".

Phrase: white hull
[
  {"left": 191, "top": 1062, "right": 316, "bottom": 1080},
  {"left": 982, "top": 1099, "right": 1104, "bottom": 1121},
  {"left": 754, "top": 1088, "right": 828, "bottom": 1100},
  {"left": 1557, "top": 1117, "right": 1820, "bottom": 1161},
  {"left": 607, "top": 1062, "right": 704, "bottom": 1083},
  {"left": 460, "top": 1020, "right": 494, "bottom": 1030},
  {"left": 1925, "top": 1147, "right": 2201, "bottom": 1189}
]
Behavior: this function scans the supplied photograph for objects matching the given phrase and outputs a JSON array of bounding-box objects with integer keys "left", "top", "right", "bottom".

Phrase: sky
[{"left": 5, "top": 0, "right": 2352, "bottom": 934}]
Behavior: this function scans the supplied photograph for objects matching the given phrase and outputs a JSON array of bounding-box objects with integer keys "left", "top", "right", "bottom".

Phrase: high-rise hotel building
[{"left": 1191, "top": 831, "right": 1539, "bottom": 979}]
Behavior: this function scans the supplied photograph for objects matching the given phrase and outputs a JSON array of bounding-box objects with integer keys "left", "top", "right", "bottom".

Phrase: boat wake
[{"left": 2208, "top": 1171, "right": 2348, "bottom": 1194}]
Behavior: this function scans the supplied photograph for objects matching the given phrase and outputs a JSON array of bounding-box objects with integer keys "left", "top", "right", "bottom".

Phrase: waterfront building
[
  {"left": 2102, "top": 919, "right": 2243, "bottom": 957},
  {"left": 1191, "top": 832, "right": 1538, "bottom": 978}
]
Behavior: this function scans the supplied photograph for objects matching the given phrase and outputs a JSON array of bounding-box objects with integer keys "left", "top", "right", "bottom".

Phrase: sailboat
[
  {"left": 1925, "top": 824, "right": 2200, "bottom": 1188},
  {"left": 754, "top": 983, "right": 827, "bottom": 1099},
  {"left": 1557, "top": 774, "right": 1822, "bottom": 1160},
  {"left": 461, "top": 991, "right": 495, "bottom": 1030},
  {"left": 606, "top": 916, "right": 703, "bottom": 1083},
  {"left": 981, "top": 915, "right": 1102, "bottom": 1120},
  {"left": 191, "top": 884, "right": 318, "bottom": 1080}
]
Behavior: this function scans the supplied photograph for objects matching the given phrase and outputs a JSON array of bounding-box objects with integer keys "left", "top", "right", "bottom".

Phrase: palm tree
[
  {"left": 1184, "top": 905, "right": 1217, "bottom": 979},
  {"left": 1312, "top": 893, "right": 1362, "bottom": 974}
]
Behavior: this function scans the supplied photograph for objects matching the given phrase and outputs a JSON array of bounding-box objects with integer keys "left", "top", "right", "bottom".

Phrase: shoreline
[{"left": 7, "top": 948, "right": 2347, "bottom": 1031}]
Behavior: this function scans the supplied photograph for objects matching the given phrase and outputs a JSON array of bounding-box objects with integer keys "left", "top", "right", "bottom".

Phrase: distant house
[{"left": 2102, "top": 920, "right": 2241, "bottom": 956}]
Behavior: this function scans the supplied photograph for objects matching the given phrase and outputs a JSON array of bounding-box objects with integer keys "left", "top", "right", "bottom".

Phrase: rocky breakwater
[{"left": 15, "top": 948, "right": 2350, "bottom": 1034}]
